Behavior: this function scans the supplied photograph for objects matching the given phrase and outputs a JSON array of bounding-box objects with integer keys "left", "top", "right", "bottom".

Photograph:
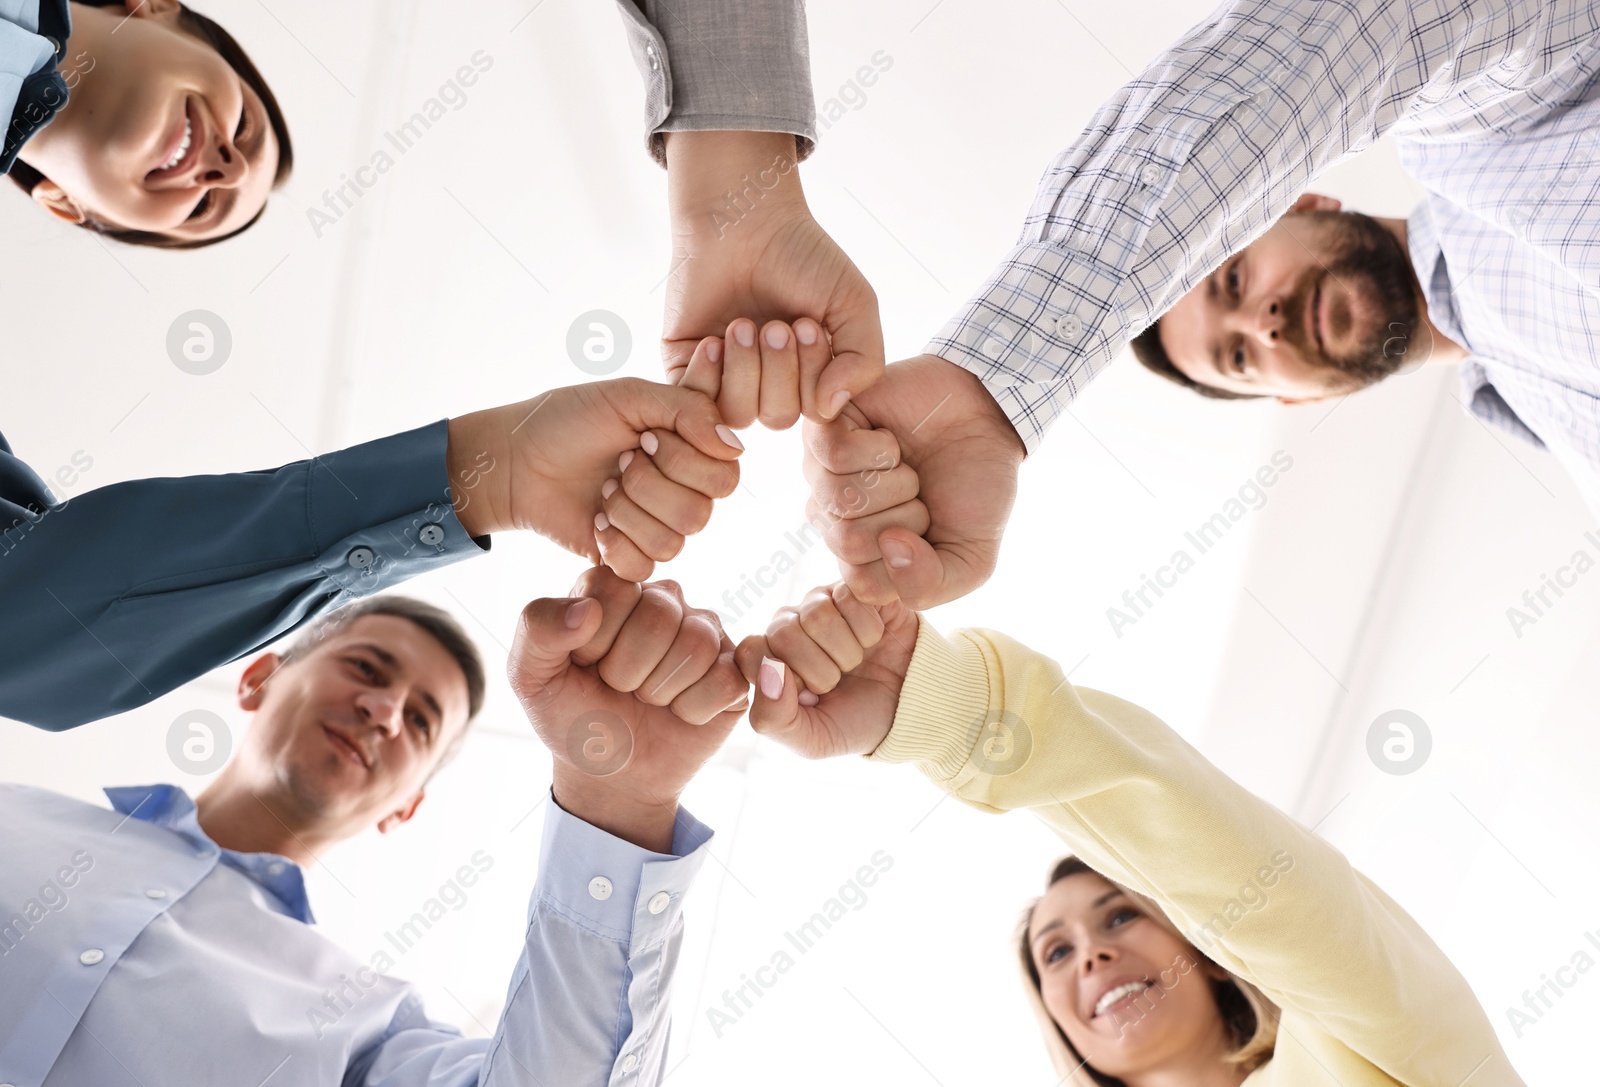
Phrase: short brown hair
[
  {"left": 1129, "top": 322, "right": 1264, "bottom": 401},
  {"left": 279, "top": 596, "right": 486, "bottom": 773},
  {"left": 7, "top": 0, "right": 294, "bottom": 249}
]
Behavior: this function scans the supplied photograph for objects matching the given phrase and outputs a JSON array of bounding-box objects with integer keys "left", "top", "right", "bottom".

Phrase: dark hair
[
  {"left": 1128, "top": 322, "right": 1264, "bottom": 401},
  {"left": 8, "top": 0, "right": 294, "bottom": 249},
  {"left": 279, "top": 595, "right": 487, "bottom": 770},
  {"left": 1016, "top": 856, "right": 1275, "bottom": 1085}
]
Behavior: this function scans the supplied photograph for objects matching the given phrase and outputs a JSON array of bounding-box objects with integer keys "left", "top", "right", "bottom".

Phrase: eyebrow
[
  {"left": 1030, "top": 889, "right": 1126, "bottom": 947},
  {"left": 350, "top": 642, "right": 444, "bottom": 726}
]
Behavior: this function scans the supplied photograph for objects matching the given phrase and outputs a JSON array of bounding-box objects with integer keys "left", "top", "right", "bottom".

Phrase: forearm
[
  {"left": 871, "top": 617, "right": 1510, "bottom": 1083},
  {"left": 0, "top": 423, "right": 481, "bottom": 729},
  {"left": 479, "top": 798, "right": 712, "bottom": 1087}
]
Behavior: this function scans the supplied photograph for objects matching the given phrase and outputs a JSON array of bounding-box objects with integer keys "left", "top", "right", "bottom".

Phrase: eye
[
  {"left": 349, "top": 657, "right": 378, "bottom": 679},
  {"left": 1043, "top": 941, "right": 1073, "bottom": 965},
  {"left": 186, "top": 191, "right": 213, "bottom": 223},
  {"left": 1226, "top": 262, "right": 1241, "bottom": 297},
  {"left": 1232, "top": 344, "right": 1247, "bottom": 375},
  {"left": 409, "top": 709, "right": 432, "bottom": 738},
  {"left": 1107, "top": 906, "right": 1140, "bottom": 928},
  {"left": 235, "top": 103, "right": 251, "bottom": 142}
]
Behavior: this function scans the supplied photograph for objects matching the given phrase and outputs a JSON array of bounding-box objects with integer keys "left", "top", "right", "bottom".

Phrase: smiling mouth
[
  {"left": 321, "top": 725, "right": 370, "bottom": 771},
  {"left": 1310, "top": 275, "right": 1326, "bottom": 356},
  {"left": 1092, "top": 980, "right": 1153, "bottom": 1018},
  {"left": 148, "top": 97, "right": 199, "bottom": 181}
]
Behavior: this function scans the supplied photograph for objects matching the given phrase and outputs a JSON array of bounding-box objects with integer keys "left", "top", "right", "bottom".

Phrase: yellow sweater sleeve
[{"left": 869, "top": 617, "right": 1521, "bottom": 1087}]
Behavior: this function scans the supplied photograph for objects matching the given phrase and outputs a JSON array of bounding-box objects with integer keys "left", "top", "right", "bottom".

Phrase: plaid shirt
[{"left": 933, "top": 0, "right": 1600, "bottom": 474}]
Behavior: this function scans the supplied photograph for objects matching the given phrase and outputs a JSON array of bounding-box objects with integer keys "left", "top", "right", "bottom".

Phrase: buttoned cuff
[
  {"left": 927, "top": 242, "right": 1121, "bottom": 456},
  {"left": 536, "top": 793, "right": 713, "bottom": 946},
  {"left": 308, "top": 420, "right": 488, "bottom": 597},
  {"left": 614, "top": 0, "right": 816, "bottom": 168},
  {"left": 868, "top": 617, "right": 995, "bottom": 785}
]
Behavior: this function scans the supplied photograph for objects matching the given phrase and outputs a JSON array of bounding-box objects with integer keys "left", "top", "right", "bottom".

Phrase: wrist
[
  {"left": 551, "top": 767, "right": 680, "bottom": 855},
  {"left": 445, "top": 406, "right": 516, "bottom": 538},
  {"left": 665, "top": 130, "right": 808, "bottom": 243},
  {"left": 918, "top": 354, "right": 1027, "bottom": 459}
]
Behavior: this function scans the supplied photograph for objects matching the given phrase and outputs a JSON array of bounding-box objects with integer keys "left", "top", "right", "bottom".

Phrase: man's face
[
  {"left": 29, "top": 0, "right": 280, "bottom": 241},
  {"left": 1157, "top": 206, "right": 1420, "bottom": 399},
  {"left": 236, "top": 616, "right": 471, "bottom": 841}
]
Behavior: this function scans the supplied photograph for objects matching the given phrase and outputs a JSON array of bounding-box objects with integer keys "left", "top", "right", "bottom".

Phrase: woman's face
[
  {"left": 1028, "top": 873, "right": 1233, "bottom": 1079},
  {"left": 25, "top": 0, "right": 280, "bottom": 242}
]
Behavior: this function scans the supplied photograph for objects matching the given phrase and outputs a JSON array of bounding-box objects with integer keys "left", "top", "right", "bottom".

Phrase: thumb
[
  {"left": 507, "top": 597, "right": 604, "bottom": 702},
  {"left": 874, "top": 526, "right": 990, "bottom": 611},
  {"left": 611, "top": 378, "right": 744, "bottom": 463},
  {"left": 814, "top": 304, "right": 885, "bottom": 422}
]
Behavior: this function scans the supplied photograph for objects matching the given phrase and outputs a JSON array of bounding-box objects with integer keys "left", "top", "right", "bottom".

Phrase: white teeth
[
  {"left": 162, "top": 118, "right": 192, "bottom": 171},
  {"left": 1094, "top": 981, "right": 1151, "bottom": 1017}
]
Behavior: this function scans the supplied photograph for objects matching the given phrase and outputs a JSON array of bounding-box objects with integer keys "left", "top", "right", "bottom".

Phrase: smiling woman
[{"left": 4, "top": 0, "right": 293, "bottom": 249}]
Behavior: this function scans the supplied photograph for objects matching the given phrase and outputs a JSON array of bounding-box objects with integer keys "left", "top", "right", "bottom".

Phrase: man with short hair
[
  {"left": 796, "top": 0, "right": 1600, "bottom": 609},
  {"left": 0, "top": 571, "right": 750, "bottom": 1085}
]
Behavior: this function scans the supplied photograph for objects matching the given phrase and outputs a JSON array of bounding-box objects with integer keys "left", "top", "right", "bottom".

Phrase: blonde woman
[{"left": 735, "top": 585, "right": 1522, "bottom": 1087}]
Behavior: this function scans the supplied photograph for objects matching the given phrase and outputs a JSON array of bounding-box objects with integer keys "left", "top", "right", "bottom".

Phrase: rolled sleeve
[
  {"left": 0, "top": 421, "right": 485, "bottom": 731},
  {"left": 612, "top": 0, "right": 815, "bottom": 167},
  {"left": 480, "top": 797, "right": 711, "bottom": 1087}
]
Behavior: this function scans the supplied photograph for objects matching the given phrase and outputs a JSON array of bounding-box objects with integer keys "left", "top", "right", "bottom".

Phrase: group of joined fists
[{"left": 483, "top": 317, "right": 946, "bottom": 849}]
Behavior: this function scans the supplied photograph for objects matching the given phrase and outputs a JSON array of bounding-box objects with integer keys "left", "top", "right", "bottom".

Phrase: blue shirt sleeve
[
  {"left": 0, "top": 422, "right": 486, "bottom": 731},
  {"left": 351, "top": 797, "right": 713, "bottom": 1087}
]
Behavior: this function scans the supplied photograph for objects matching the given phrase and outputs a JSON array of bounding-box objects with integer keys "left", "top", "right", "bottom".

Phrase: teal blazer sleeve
[{"left": 0, "top": 421, "right": 487, "bottom": 731}]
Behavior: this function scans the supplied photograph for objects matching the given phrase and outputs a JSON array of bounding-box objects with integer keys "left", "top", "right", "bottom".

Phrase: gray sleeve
[{"left": 611, "top": 0, "right": 816, "bottom": 167}]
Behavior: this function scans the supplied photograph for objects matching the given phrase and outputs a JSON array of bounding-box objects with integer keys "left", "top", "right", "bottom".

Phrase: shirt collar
[
  {"left": 1405, "top": 199, "right": 1547, "bottom": 449},
  {"left": 104, "top": 785, "right": 316, "bottom": 924}
]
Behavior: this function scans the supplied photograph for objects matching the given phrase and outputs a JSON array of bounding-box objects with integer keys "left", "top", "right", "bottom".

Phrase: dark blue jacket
[{"left": 0, "top": 423, "right": 485, "bottom": 730}]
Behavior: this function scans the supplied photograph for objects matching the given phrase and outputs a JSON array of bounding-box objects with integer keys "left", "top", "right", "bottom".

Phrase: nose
[
  {"left": 197, "top": 131, "right": 249, "bottom": 190},
  {"left": 1076, "top": 941, "right": 1118, "bottom": 977},
  {"left": 1247, "top": 294, "right": 1286, "bottom": 348},
  {"left": 355, "top": 689, "right": 405, "bottom": 739}
]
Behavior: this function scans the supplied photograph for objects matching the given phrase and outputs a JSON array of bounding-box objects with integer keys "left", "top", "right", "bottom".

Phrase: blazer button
[{"left": 347, "top": 546, "right": 376, "bottom": 570}]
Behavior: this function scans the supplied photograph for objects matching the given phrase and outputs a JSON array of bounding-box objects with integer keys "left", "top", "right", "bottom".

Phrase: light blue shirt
[
  {"left": 0, "top": 783, "right": 711, "bottom": 1086},
  {"left": 1403, "top": 124, "right": 1600, "bottom": 513},
  {"left": 0, "top": 0, "right": 55, "bottom": 126}
]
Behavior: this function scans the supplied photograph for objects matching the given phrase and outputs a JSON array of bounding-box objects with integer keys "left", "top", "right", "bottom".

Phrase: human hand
[
  {"left": 508, "top": 567, "right": 750, "bottom": 852},
  {"left": 733, "top": 583, "right": 919, "bottom": 759},
  {"left": 662, "top": 131, "right": 883, "bottom": 422},
  {"left": 675, "top": 317, "right": 835, "bottom": 431},
  {"left": 446, "top": 377, "right": 743, "bottom": 582},
  {"left": 803, "top": 355, "right": 1025, "bottom": 608}
]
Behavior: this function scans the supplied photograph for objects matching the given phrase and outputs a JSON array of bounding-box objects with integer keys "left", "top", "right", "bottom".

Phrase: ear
[
  {"left": 237, "top": 653, "right": 282, "bottom": 711},
  {"left": 30, "top": 180, "right": 87, "bottom": 224},
  {"left": 1283, "top": 192, "right": 1342, "bottom": 217},
  {"left": 378, "top": 791, "right": 426, "bottom": 834},
  {"left": 122, "top": 0, "right": 185, "bottom": 20}
]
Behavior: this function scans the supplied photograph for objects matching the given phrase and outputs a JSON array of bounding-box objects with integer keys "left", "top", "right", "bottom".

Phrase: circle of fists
[{"left": 510, "top": 317, "right": 939, "bottom": 786}]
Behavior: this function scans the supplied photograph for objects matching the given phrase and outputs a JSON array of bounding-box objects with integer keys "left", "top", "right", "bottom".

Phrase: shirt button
[
  {"left": 79, "top": 949, "right": 104, "bottom": 966},
  {"left": 267, "top": 862, "right": 286, "bottom": 876},
  {"left": 195, "top": 847, "right": 214, "bottom": 859},
  {"left": 588, "top": 876, "right": 613, "bottom": 901},
  {"left": 648, "top": 892, "right": 671, "bottom": 915},
  {"left": 346, "top": 546, "right": 376, "bottom": 570},
  {"left": 620, "top": 1054, "right": 639, "bottom": 1073},
  {"left": 145, "top": 889, "right": 167, "bottom": 899},
  {"left": 646, "top": 44, "right": 659, "bottom": 70},
  {"left": 1139, "top": 164, "right": 1160, "bottom": 187},
  {"left": 981, "top": 337, "right": 1004, "bottom": 359},
  {"left": 1055, "top": 313, "right": 1082, "bottom": 339},
  {"left": 418, "top": 523, "right": 446, "bottom": 547}
]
